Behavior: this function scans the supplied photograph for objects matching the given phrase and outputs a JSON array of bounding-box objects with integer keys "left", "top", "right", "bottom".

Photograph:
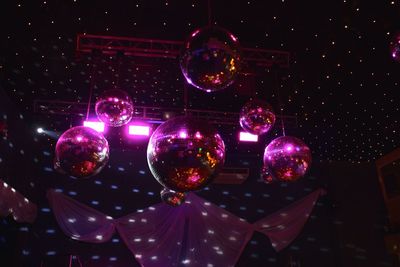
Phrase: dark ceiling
[{"left": 1, "top": 0, "right": 400, "bottom": 163}]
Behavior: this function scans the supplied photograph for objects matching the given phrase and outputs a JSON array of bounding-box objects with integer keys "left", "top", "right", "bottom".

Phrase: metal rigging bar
[
  {"left": 76, "top": 34, "right": 290, "bottom": 67},
  {"left": 33, "top": 99, "right": 297, "bottom": 128}
]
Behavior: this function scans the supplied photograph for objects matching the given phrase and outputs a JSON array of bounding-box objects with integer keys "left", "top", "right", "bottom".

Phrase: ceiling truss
[{"left": 76, "top": 34, "right": 290, "bottom": 68}]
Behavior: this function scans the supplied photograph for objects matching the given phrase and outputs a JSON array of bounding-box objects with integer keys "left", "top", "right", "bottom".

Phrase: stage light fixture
[
  {"left": 83, "top": 121, "right": 105, "bottom": 133},
  {"left": 128, "top": 125, "right": 150, "bottom": 136},
  {"left": 239, "top": 131, "right": 258, "bottom": 142}
]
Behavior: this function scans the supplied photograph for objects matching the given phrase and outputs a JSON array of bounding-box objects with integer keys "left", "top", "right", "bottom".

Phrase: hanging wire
[
  {"left": 114, "top": 52, "right": 123, "bottom": 90},
  {"left": 68, "top": 255, "right": 83, "bottom": 267},
  {"left": 207, "top": 0, "right": 212, "bottom": 26},
  {"left": 183, "top": 82, "right": 188, "bottom": 116},
  {"left": 86, "top": 58, "right": 97, "bottom": 121},
  {"left": 279, "top": 104, "right": 286, "bottom": 136},
  {"left": 274, "top": 66, "right": 286, "bottom": 136}
]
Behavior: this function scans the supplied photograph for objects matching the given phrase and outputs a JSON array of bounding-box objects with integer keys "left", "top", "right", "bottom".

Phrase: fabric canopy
[
  {"left": 253, "top": 189, "right": 323, "bottom": 251},
  {"left": 47, "top": 188, "right": 325, "bottom": 267},
  {"left": 47, "top": 188, "right": 116, "bottom": 243},
  {"left": 0, "top": 179, "right": 37, "bottom": 223}
]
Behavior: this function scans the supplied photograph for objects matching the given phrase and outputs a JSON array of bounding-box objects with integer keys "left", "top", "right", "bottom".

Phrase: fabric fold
[
  {"left": 47, "top": 188, "right": 325, "bottom": 266},
  {"left": 253, "top": 188, "right": 325, "bottom": 251},
  {"left": 0, "top": 179, "right": 37, "bottom": 223},
  {"left": 115, "top": 194, "right": 253, "bottom": 267},
  {"left": 47, "top": 189, "right": 116, "bottom": 243}
]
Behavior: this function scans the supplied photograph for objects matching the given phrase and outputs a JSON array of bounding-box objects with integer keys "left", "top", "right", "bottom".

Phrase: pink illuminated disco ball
[
  {"left": 260, "top": 165, "right": 276, "bottom": 184},
  {"left": 160, "top": 188, "right": 186, "bottom": 207},
  {"left": 263, "top": 136, "right": 312, "bottom": 182},
  {"left": 95, "top": 89, "right": 134, "bottom": 127},
  {"left": 180, "top": 26, "right": 241, "bottom": 92},
  {"left": 240, "top": 99, "right": 276, "bottom": 136},
  {"left": 54, "top": 126, "right": 109, "bottom": 178},
  {"left": 147, "top": 116, "right": 225, "bottom": 192}
]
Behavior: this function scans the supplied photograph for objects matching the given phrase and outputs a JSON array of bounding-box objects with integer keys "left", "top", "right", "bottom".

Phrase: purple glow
[
  {"left": 186, "top": 77, "right": 194, "bottom": 85},
  {"left": 263, "top": 136, "right": 312, "bottom": 182},
  {"left": 128, "top": 125, "right": 150, "bottom": 136},
  {"left": 230, "top": 33, "right": 238, "bottom": 42},
  {"left": 191, "top": 29, "right": 200, "bottom": 38},
  {"left": 391, "top": 35, "right": 400, "bottom": 61},
  {"left": 285, "top": 145, "right": 294, "bottom": 152},
  {"left": 239, "top": 132, "right": 258, "bottom": 142},
  {"left": 179, "top": 131, "right": 188, "bottom": 139},
  {"left": 83, "top": 121, "right": 105, "bottom": 133},
  {"left": 187, "top": 173, "right": 201, "bottom": 183}
]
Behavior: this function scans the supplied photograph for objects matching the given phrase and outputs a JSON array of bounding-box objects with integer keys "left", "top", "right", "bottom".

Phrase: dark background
[{"left": 1, "top": 0, "right": 399, "bottom": 266}]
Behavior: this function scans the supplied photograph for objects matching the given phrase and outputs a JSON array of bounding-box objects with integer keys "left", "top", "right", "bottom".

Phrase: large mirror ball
[
  {"left": 180, "top": 26, "right": 241, "bottom": 92},
  {"left": 95, "top": 89, "right": 134, "bottom": 127},
  {"left": 263, "top": 136, "right": 312, "bottom": 182},
  {"left": 55, "top": 126, "right": 110, "bottom": 178},
  {"left": 147, "top": 116, "right": 226, "bottom": 192}
]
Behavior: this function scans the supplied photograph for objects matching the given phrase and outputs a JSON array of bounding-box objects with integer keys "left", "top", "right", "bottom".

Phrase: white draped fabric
[
  {"left": 47, "top": 189, "right": 116, "bottom": 243},
  {"left": 47, "top": 188, "right": 325, "bottom": 267},
  {"left": 253, "top": 189, "right": 323, "bottom": 251},
  {"left": 0, "top": 179, "right": 37, "bottom": 223}
]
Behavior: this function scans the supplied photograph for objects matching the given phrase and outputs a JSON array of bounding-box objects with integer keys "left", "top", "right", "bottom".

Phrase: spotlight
[
  {"left": 83, "top": 121, "right": 105, "bottom": 133},
  {"left": 239, "top": 131, "right": 258, "bottom": 142},
  {"left": 128, "top": 125, "right": 150, "bottom": 137},
  {"left": 35, "top": 127, "right": 59, "bottom": 139}
]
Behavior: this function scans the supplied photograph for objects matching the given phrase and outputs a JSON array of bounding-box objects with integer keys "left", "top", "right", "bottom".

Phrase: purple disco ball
[
  {"left": 147, "top": 116, "right": 226, "bottom": 192},
  {"left": 260, "top": 165, "right": 276, "bottom": 184},
  {"left": 55, "top": 126, "right": 109, "bottom": 178},
  {"left": 391, "top": 35, "right": 400, "bottom": 62},
  {"left": 95, "top": 89, "right": 134, "bottom": 127},
  {"left": 160, "top": 188, "right": 186, "bottom": 207},
  {"left": 263, "top": 136, "right": 312, "bottom": 182},
  {"left": 240, "top": 99, "right": 276, "bottom": 135},
  {"left": 180, "top": 26, "right": 241, "bottom": 92}
]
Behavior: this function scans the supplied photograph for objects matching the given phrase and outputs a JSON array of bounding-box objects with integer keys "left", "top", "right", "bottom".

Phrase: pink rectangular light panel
[
  {"left": 239, "top": 131, "right": 258, "bottom": 142},
  {"left": 83, "top": 121, "right": 105, "bottom": 133},
  {"left": 128, "top": 125, "right": 150, "bottom": 136}
]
